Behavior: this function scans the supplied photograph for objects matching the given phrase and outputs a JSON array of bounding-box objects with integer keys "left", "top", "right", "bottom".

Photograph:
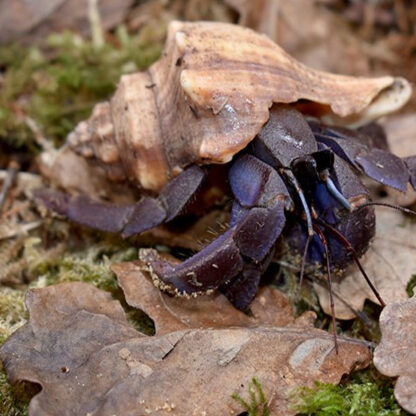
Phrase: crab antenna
[
  {"left": 283, "top": 170, "right": 314, "bottom": 236},
  {"left": 320, "top": 169, "right": 352, "bottom": 211},
  {"left": 298, "top": 233, "right": 312, "bottom": 293},
  {"left": 357, "top": 202, "right": 416, "bottom": 216},
  {"left": 315, "top": 218, "right": 386, "bottom": 307},
  {"left": 312, "top": 223, "right": 339, "bottom": 354}
]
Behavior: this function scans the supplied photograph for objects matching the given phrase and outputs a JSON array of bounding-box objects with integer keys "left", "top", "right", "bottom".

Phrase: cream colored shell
[{"left": 67, "top": 21, "right": 412, "bottom": 191}]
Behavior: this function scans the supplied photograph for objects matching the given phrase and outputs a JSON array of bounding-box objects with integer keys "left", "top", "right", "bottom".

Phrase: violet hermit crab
[{"left": 36, "top": 22, "right": 416, "bottom": 322}]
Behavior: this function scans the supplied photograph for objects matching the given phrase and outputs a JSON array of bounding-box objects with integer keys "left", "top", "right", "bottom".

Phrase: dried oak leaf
[
  {"left": 315, "top": 208, "right": 416, "bottom": 319},
  {"left": 374, "top": 295, "right": 416, "bottom": 414},
  {"left": 112, "top": 258, "right": 296, "bottom": 334},
  {"left": 0, "top": 282, "right": 371, "bottom": 416},
  {"left": 37, "top": 147, "right": 138, "bottom": 204}
]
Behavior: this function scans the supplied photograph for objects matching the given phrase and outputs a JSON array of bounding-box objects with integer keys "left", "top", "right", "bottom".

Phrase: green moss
[
  {"left": 0, "top": 289, "right": 33, "bottom": 416},
  {"left": 27, "top": 238, "right": 137, "bottom": 293},
  {"left": 0, "top": 371, "right": 31, "bottom": 416},
  {"left": 406, "top": 275, "right": 416, "bottom": 297},
  {"left": 290, "top": 369, "right": 407, "bottom": 416},
  {"left": 232, "top": 377, "right": 270, "bottom": 416},
  {"left": 125, "top": 307, "right": 155, "bottom": 336},
  {"left": 0, "top": 236, "right": 149, "bottom": 415},
  {"left": 0, "top": 288, "right": 27, "bottom": 344},
  {"left": 0, "top": 25, "right": 162, "bottom": 151}
]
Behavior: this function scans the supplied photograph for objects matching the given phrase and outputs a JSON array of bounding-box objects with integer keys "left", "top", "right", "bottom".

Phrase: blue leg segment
[
  {"left": 142, "top": 154, "right": 290, "bottom": 309},
  {"left": 35, "top": 165, "right": 206, "bottom": 237}
]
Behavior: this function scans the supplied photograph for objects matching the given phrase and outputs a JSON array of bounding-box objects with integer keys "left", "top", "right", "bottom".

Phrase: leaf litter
[
  {"left": 374, "top": 295, "right": 416, "bottom": 414},
  {"left": 0, "top": 282, "right": 371, "bottom": 416}
]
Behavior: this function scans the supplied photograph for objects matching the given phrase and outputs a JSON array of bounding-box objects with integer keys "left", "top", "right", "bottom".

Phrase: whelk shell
[{"left": 66, "top": 21, "right": 411, "bottom": 191}]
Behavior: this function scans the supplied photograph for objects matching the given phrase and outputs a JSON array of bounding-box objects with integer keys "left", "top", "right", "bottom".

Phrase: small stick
[
  {"left": 25, "top": 117, "right": 53, "bottom": 151},
  {"left": 88, "top": 0, "right": 104, "bottom": 49},
  {"left": 298, "top": 233, "right": 312, "bottom": 297},
  {"left": 357, "top": 201, "right": 416, "bottom": 216},
  {"left": 0, "top": 161, "right": 19, "bottom": 215},
  {"left": 313, "top": 223, "right": 339, "bottom": 354}
]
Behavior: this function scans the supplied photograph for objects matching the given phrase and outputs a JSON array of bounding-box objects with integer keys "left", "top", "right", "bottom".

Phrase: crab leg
[
  {"left": 313, "top": 123, "right": 413, "bottom": 193},
  {"left": 143, "top": 154, "right": 291, "bottom": 309},
  {"left": 35, "top": 165, "right": 206, "bottom": 237}
]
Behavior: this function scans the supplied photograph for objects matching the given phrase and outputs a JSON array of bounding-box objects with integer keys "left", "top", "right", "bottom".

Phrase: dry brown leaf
[
  {"left": 383, "top": 113, "right": 416, "bottom": 159},
  {"left": 374, "top": 295, "right": 416, "bottom": 415},
  {"left": 0, "top": 0, "right": 133, "bottom": 45},
  {"left": 225, "top": 0, "right": 374, "bottom": 75},
  {"left": 112, "top": 259, "right": 296, "bottom": 334},
  {"left": 37, "top": 147, "right": 138, "bottom": 204},
  {"left": 0, "top": 282, "right": 371, "bottom": 416},
  {"left": 315, "top": 208, "right": 416, "bottom": 319}
]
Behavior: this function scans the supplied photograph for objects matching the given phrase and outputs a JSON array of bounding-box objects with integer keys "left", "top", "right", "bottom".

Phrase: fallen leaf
[
  {"left": 226, "top": 0, "right": 372, "bottom": 75},
  {"left": 374, "top": 295, "right": 416, "bottom": 415},
  {"left": 37, "top": 147, "right": 138, "bottom": 204},
  {"left": 0, "top": 0, "right": 134, "bottom": 45},
  {"left": 315, "top": 208, "right": 416, "bottom": 319},
  {"left": 112, "top": 259, "right": 295, "bottom": 334},
  {"left": 0, "top": 282, "right": 371, "bottom": 416}
]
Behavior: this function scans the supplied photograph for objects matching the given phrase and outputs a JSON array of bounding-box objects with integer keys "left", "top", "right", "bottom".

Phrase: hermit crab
[{"left": 37, "top": 22, "right": 415, "bottom": 323}]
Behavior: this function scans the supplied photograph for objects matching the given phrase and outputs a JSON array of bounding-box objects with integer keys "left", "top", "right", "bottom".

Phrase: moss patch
[
  {"left": 232, "top": 377, "right": 270, "bottom": 416},
  {"left": 0, "top": 288, "right": 27, "bottom": 344},
  {"left": 406, "top": 274, "right": 416, "bottom": 297},
  {"left": 0, "top": 25, "right": 162, "bottom": 152},
  {"left": 291, "top": 368, "right": 407, "bottom": 416}
]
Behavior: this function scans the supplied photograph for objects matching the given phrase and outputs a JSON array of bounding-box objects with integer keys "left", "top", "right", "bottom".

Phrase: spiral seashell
[{"left": 67, "top": 21, "right": 411, "bottom": 191}]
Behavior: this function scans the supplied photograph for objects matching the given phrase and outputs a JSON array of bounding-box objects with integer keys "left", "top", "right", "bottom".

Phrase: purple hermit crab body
[{"left": 36, "top": 21, "right": 416, "bottom": 310}]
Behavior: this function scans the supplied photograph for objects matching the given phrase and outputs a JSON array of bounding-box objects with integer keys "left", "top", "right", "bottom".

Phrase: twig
[
  {"left": 88, "top": 0, "right": 105, "bottom": 49},
  {"left": 25, "top": 117, "right": 54, "bottom": 151},
  {"left": 0, "top": 161, "right": 19, "bottom": 215},
  {"left": 0, "top": 221, "right": 42, "bottom": 241},
  {"left": 0, "top": 170, "right": 42, "bottom": 191}
]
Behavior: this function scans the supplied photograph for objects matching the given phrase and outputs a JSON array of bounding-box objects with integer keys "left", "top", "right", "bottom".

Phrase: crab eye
[
  {"left": 290, "top": 155, "right": 317, "bottom": 175},
  {"left": 312, "top": 148, "right": 334, "bottom": 172}
]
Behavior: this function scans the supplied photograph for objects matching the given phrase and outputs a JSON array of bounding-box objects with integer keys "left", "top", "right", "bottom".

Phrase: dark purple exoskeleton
[{"left": 36, "top": 105, "right": 416, "bottom": 312}]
